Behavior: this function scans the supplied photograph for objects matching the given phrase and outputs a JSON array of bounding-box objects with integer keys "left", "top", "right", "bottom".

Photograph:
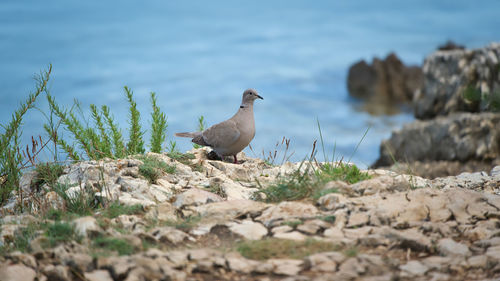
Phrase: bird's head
[{"left": 242, "top": 89, "right": 264, "bottom": 104}]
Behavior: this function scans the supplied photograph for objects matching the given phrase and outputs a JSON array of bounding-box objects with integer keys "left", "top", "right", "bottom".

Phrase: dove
[{"left": 175, "top": 89, "right": 263, "bottom": 164}]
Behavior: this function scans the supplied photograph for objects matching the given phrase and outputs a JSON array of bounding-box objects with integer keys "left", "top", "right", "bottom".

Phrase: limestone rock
[
  {"left": 0, "top": 263, "right": 36, "bottom": 281},
  {"left": 317, "top": 193, "right": 346, "bottom": 210},
  {"left": 225, "top": 252, "right": 260, "bottom": 274},
  {"left": 323, "top": 227, "right": 345, "bottom": 240},
  {"left": 268, "top": 259, "right": 303, "bottom": 276},
  {"left": 256, "top": 202, "right": 319, "bottom": 226},
  {"left": 73, "top": 216, "right": 102, "bottom": 238},
  {"left": 6, "top": 252, "right": 37, "bottom": 268},
  {"left": 486, "top": 245, "right": 500, "bottom": 260},
  {"left": 297, "top": 219, "right": 329, "bottom": 235},
  {"left": 400, "top": 260, "right": 429, "bottom": 277},
  {"left": 42, "top": 264, "right": 71, "bottom": 281},
  {"left": 350, "top": 175, "right": 411, "bottom": 195},
  {"left": 173, "top": 188, "right": 223, "bottom": 208},
  {"left": 415, "top": 43, "right": 500, "bottom": 119},
  {"left": 145, "top": 202, "right": 177, "bottom": 222},
  {"left": 273, "top": 231, "right": 308, "bottom": 241},
  {"left": 437, "top": 238, "right": 471, "bottom": 257},
  {"left": 467, "top": 255, "right": 488, "bottom": 268},
  {"left": 226, "top": 220, "right": 268, "bottom": 240},
  {"left": 151, "top": 227, "right": 194, "bottom": 244},
  {"left": 374, "top": 113, "right": 500, "bottom": 168},
  {"left": 346, "top": 212, "right": 370, "bottom": 228},
  {"left": 84, "top": 270, "right": 114, "bottom": 281}
]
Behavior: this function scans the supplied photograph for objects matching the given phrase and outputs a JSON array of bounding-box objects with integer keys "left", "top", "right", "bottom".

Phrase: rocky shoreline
[
  {"left": 2, "top": 42, "right": 500, "bottom": 281},
  {"left": 363, "top": 42, "right": 500, "bottom": 178},
  {"left": 1, "top": 150, "right": 499, "bottom": 280}
]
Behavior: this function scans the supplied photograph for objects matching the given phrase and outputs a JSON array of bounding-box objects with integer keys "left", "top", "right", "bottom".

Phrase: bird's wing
[{"left": 202, "top": 119, "right": 240, "bottom": 148}]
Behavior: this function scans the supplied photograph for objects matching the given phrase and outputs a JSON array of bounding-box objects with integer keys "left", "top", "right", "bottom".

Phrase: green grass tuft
[
  {"left": 258, "top": 160, "right": 369, "bottom": 203},
  {"left": 138, "top": 155, "right": 176, "bottom": 183},
  {"left": 316, "top": 162, "right": 371, "bottom": 184},
  {"left": 33, "top": 162, "right": 64, "bottom": 189},
  {"left": 102, "top": 202, "right": 144, "bottom": 219},
  {"left": 52, "top": 183, "right": 99, "bottom": 216},
  {"left": 206, "top": 184, "right": 226, "bottom": 198},
  {"left": 167, "top": 151, "right": 203, "bottom": 172},
  {"left": 281, "top": 220, "right": 303, "bottom": 228},
  {"left": 92, "top": 236, "right": 135, "bottom": 256},
  {"left": 44, "top": 208, "right": 78, "bottom": 221},
  {"left": 0, "top": 222, "right": 40, "bottom": 253},
  {"left": 163, "top": 215, "right": 201, "bottom": 231},
  {"left": 344, "top": 246, "right": 359, "bottom": 257},
  {"left": 317, "top": 215, "right": 336, "bottom": 224},
  {"left": 44, "top": 221, "right": 80, "bottom": 247}
]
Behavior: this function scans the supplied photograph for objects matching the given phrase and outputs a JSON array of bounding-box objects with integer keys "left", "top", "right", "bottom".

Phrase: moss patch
[{"left": 237, "top": 238, "right": 339, "bottom": 260}]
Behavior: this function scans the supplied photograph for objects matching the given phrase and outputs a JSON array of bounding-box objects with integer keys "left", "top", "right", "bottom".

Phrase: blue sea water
[{"left": 1, "top": 1, "right": 499, "bottom": 168}]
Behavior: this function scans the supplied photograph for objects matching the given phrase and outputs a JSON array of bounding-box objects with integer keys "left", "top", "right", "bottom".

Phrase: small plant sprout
[{"left": 192, "top": 115, "right": 207, "bottom": 149}]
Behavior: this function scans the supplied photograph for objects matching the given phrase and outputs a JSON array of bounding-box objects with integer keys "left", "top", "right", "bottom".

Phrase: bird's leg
[{"left": 233, "top": 155, "right": 238, "bottom": 164}]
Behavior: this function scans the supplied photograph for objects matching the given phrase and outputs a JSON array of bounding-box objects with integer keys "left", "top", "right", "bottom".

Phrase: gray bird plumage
[{"left": 175, "top": 89, "right": 263, "bottom": 163}]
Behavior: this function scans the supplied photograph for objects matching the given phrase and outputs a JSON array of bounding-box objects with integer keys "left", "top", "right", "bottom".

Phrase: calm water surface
[{"left": 1, "top": 1, "right": 499, "bottom": 167}]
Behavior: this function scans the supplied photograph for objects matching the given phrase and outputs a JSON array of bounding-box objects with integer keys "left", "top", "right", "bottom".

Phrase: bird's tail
[{"left": 175, "top": 132, "right": 200, "bottom": 138}]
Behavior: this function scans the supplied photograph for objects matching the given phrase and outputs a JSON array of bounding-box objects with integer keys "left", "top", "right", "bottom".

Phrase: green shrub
[
  {"left": 149, "top": 92, "right": 168, "bottom": 153},
  {"left": 45, "top": 85, "right": 160, "bottom": 161},
  {"left": 0, "top": 65, "right": 51, "bottom": 204},
  {"left": 125, "top": 86, "right": 145, "bottom": 155},
  {"left": 101, "top": 105, "right": 126, "bottom": 158}
]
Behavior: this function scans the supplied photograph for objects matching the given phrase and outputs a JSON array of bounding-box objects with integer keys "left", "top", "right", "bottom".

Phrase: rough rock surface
[
  {"left": 374, "top": 112, "right": 500, "bottom": 168},
  {"left": 372, "top": 43, "right": 500, "bottom": 178},
  {"left": 1, "top": 152, "right": 500, "bottom": 280},
  {"left": 347, "top": 53, "right": 423, "bottom": 105},
  {"left": 415, "top": 42, "right": 500, "bottom": 119}
]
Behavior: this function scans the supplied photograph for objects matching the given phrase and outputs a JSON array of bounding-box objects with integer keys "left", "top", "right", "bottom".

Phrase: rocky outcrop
[
  {"left": 1, "top": 154, "right": 500, "bottom": 280},
  {"left": 374, "top": 112, "right": 500, "bottom": 169},
  {"left": 415, "top": 42, "right": 500, "bottom": 119},
  {"left": 373, "top": 43, "right": 500, "bottom": 177},
  {"left": 347, "top": 53, "right": 423, "bottom": 105}
]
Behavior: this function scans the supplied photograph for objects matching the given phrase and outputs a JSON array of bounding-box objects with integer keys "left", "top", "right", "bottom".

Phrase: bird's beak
[{"left": 257, "top": 94, "right": 264, "bottom": 100}]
